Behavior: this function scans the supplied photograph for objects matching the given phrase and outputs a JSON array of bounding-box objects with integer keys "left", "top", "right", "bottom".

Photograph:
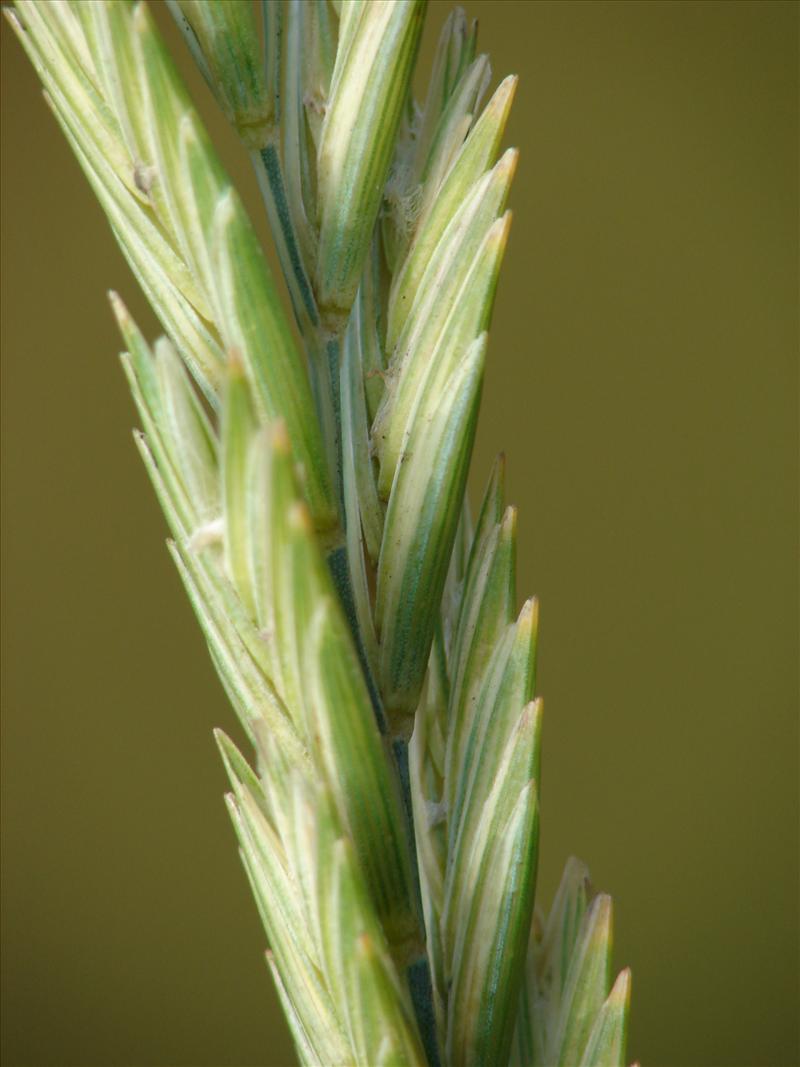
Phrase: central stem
[{"left": 254, "top": 140, "right": 440, "bottom": 1067}]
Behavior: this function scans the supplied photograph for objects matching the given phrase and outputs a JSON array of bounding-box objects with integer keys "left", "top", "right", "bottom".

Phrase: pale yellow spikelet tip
[
  {"left": 609, "top": 966, "right": 632, "bottom": 1004},
  {"left": 288, "top": 500, "right": 313, "bottom": 535},
  {"left": 270, "top": 420, "right": 291, "bottom": 455}
]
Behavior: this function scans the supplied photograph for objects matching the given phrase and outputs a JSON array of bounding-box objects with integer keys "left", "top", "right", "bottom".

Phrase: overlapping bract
[
  {"left": 512, "top": 859, "right": 632, "bottom": 1067},
  {"left": 114, "top": 299, "right": 425, "bottom": 1065},
  {"left": 9, "top": 0, "right": 336, "bottom": 531},
  {"left": 406, "top": 455, "right": 541, "bottom": 1065},
  {"left": 10, "top": 2, "right": 634, "bottom": 1065},
  {"left": 316, "top": 0, "right": 425, "bottom": 316}
]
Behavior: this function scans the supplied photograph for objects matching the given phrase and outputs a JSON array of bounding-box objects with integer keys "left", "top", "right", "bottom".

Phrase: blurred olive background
[{"left": 2, "top": 2, "right": 797, "bottom": 1065}]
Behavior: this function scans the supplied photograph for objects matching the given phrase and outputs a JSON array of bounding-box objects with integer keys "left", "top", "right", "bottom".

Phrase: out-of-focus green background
[{"left": 2, "top": 2, "right": 797, "bottom": 1065}]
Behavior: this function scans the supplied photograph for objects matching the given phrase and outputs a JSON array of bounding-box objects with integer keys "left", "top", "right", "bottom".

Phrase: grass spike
[{"left": 10, "top": 4, "right": 635, "bottom": 1063}]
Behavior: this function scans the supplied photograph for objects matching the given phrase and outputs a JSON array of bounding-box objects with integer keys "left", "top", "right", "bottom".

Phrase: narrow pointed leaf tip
[
  {"left": 579, "top": 967, "right": 632, "bottom": 1067},
  {"left": 554, "top": 893, "right": 614, "bottom": 1065}
]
